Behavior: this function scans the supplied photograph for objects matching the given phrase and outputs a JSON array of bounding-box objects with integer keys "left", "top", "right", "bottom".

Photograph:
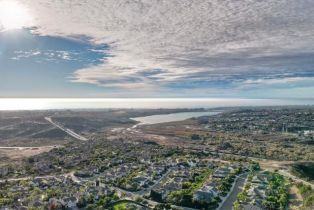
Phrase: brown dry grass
[
  {"left": 0, "top": 146, "right": 57, "bottom": 160},
  {"left": 289, "top": 184, "right": 303, "bottom": 210}
]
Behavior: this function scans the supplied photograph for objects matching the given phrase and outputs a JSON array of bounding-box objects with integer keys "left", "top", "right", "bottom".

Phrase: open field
[
  {"left": 0, "top": 109, "right": 206, "bottom": 165},
  {"left": 0, "top": 146, "right": 58, "bottom": 160},
  {"left": 0, "top": 109, "right": 202, "bottom": 147}
]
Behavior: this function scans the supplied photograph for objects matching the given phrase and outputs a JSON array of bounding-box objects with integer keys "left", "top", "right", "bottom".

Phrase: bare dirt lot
[
  {"left": 0, "top": 146, "right": 58, "bottom": 160},
  {"left": 289, "top": 184, "right": 303, "bottom": 210}
]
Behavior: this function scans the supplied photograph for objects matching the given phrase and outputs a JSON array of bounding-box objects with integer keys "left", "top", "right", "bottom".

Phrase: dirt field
[
  {"left": 0, "top": 146, "right": 58, "bottom": 160},
  {"left": 289, "top": 184, "right": 303, "bottom": 210},
  {"left": 258, "top": 159, "right": 314, "bottom": 171}
]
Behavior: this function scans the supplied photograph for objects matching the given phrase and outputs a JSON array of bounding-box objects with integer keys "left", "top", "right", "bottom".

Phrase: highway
[{"left": 45, "top": 117, "right": 88, "bottom": 141}]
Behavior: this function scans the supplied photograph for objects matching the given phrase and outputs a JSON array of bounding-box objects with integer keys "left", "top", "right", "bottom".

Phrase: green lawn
[{"left": 113, "top": 202, "right": 128, "bottom": 210}]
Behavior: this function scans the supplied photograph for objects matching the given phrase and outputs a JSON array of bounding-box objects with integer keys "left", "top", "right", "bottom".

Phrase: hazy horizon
[{"left": 1, "top": 98, "right": 314, "bottom": 111}]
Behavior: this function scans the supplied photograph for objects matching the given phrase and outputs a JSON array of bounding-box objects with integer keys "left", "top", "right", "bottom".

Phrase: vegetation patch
[
  {"left": 113, "top": 202, "right": 127, "bottom": 210},
  {"left": 291, "top": 163, "right": 314, "bottom": 182},
  {"left": 234, "top": 170, "right": 288, "bottom": 210},
  {"left": 166, "top": 169, "right": 217, "bottom": 209},
  {"left": 296, "top": 182, "right": 314, "bottom": 209}
]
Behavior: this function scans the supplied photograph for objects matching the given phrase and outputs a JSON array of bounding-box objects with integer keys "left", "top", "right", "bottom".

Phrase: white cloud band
[{"left": 12, "top": 0, "right": 314, "bottom": 92}]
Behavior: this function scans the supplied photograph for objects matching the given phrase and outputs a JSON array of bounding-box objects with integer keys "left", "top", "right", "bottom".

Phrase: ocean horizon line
[{"left": 0, "top": 98, "right": 314, "bottom": 111}]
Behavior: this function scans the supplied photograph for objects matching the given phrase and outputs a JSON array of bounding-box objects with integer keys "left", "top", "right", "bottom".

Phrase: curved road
[{"left": 218, "top": 173, "right": 248, "bottom": 210}]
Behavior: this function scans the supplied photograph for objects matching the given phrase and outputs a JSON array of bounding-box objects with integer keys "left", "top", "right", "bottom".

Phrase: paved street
[
  {"left": 45, "top": 117, "right": 88, "bottom": 141},
  {"left": 219, "top": 173, "right": 248, "bottom": 210}
]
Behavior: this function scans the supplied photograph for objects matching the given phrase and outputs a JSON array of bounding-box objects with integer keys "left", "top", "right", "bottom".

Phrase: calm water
[
  {"left": 0, "top": 98, "right": 313, "bottom": 110},
  {"left": 131, "top": 111, "right": 221, "bottom": 125}
]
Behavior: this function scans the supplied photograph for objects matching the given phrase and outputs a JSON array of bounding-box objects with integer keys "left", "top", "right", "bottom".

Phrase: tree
[
  {"left": 135, "top": 196, "right": 143, "bottom": 203},
  {"left": 182, "top": 182, "right": 192, "bottom": 189},
  {"left": 237, "top": 192, "right": 247, "bottom": 203},
  {"left": 279, "top": 193, "right": 288, "bottom": 209},
  {"left": 191, "top": 134, "right": 201, "bottom": 140},
  {"left": 0, "top": 198, "right": 12, "bottom": 206},
  {"left": 304, "top": 194, "right": 314, "bottom": 207},
  {"left": 86, "top": 204, "right": 97, "bottom": 210},
  {"left": 154, "top": 203, "right": 172, "bottom": 210},
  {"left": 233, "top": 201, "right": 242, "bottom": 210},
  {"left": 77, "top": 196, "right": 87, "bottom": 208}
]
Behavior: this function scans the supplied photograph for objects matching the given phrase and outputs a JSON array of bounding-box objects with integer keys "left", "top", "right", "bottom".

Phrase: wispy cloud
[
  {"left": 239, "top": 77, "right": 314, "bottom": 90},
  {"left": 242, "top": 77, "right": 314, "bottom": 86},
  {"left": 11, "top": 50, "right": 77, "bottom": 62},
  {"left": 15, "top": 0, "right": 314, "bottom": 95}
]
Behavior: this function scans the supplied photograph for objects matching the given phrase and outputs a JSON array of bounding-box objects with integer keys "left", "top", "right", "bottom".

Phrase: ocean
[{"left": 0, "top": 98, "right": 313, "bottom": 110}]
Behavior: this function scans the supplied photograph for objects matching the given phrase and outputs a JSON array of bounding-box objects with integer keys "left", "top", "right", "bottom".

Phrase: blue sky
[
  {"left": 1, "top": 0, "right": 314, "bottom": 98},
  {"left": 0, "top": 30, "right": 110, "bottom": 97}
]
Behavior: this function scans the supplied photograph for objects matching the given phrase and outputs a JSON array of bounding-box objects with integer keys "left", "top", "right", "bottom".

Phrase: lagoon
[{"left": 131, "top": 111, "right": 221, "bottom": 125}]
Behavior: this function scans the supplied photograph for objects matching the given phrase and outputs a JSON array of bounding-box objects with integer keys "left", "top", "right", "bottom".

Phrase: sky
[{"left": 0, "top": 0, "right": 314, "bottom": 98}]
